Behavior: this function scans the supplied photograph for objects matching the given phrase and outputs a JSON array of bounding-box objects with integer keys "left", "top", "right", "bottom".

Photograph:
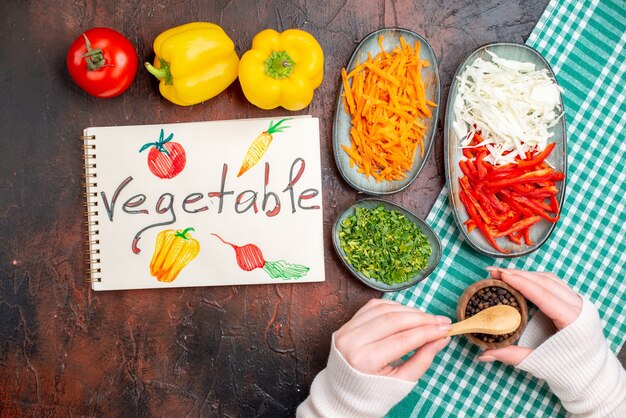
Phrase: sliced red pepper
[
  {"left": 484, "top": 168, "right": 558, "bottom": 190},
  {"left": 511, "top": 195, "right": 560, "bottom": 222},
  {"left": 523, "top": 228, "right": 534, "bottom": 245},
  {"left": 507, "top": 233, "right": 522, "bottom": 245},
  {"left": 476, "top": 150, "right": 489, "bottom": 180},
  {"left": 498, "top": 191, "right": 534, "bottom": 217},
  {"left": 549, "top": 195, "right": 560, "bottom": 213},
  {"left": 496, "top": 213, "right": 523, "bottom": 232},
  {"left": 517, "top": 143, "right": 556, "bottom": 169},
  {"left": 460, "top": 177, "right": 491, "bottom": 224},
  {"left": 459, "top": 191, "right": 508, "bottom": 253},
  {"left": 493, "top": 216, "right": 542, "bottom": 238},
  {"left": 463, "top": 148, "right": 475, "bottom": 159}
]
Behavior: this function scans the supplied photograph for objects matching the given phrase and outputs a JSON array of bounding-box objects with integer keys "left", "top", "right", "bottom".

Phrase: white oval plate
[{"left": 444, "top": 43, "right": 567, "bottom": 257}]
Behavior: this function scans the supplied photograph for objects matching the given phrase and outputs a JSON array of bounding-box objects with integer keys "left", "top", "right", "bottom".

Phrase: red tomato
[
  {"left": 140, "top": 130, "right": 187, "bottom": 179},
  {"left": 67, "top": 27, "right": 138, "bottom": 98}
]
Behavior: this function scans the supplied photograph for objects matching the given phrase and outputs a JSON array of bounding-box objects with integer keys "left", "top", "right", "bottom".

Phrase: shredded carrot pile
[{"left": 341, "top": 35, "right": 436, "bottom": 182}]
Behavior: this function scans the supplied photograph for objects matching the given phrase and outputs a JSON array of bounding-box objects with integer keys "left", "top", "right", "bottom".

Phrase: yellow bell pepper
[
  {"left": 150, "top": 228, "right": 200, "bottom": 282},
  {"left": 238, "top": 28, "right": 324, "bottom": 111},
  {"left": 145, "top": 22, "right": 239, "bottom": 106}
]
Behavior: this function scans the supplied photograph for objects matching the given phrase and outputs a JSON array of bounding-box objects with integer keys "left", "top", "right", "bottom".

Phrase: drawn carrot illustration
[
  {"left": 237, "top": 119, "right": 291, "bottom": 177},
  {"left": 150, "top": 228, "right": 200, "bottom": 282},
  {"left": 211, "top": 233, "right": 309, "bottom": 280}
]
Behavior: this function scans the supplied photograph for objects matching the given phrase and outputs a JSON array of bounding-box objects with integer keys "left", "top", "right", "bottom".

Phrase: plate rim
[
  {"left": 332, "top": 197, "right": 443, "bottom": 292},
  {"left": 443, "top": 42, "right": 568, "bottom": 258},
  {"left": 332, "top": 27, "right": 441, "bottom": 196}
]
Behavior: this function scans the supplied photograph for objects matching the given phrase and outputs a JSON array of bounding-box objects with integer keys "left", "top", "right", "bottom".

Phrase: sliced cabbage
[{"left": 455, "top": 51, "right": 563, "bottom": 165}]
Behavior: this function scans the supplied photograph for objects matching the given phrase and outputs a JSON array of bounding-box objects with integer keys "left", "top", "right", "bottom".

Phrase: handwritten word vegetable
[
  {"left": 339, "top": 205, "right": 432, "bottom": 285},
  {"left": 150, "top": 228, "right": 200, "bottom": 282},
  {"left": 454, "top": 52, "right": 563, "bottom": 165},
  {"left": 212, "top": 234, "right": 309, "bottom": 280},
  {"left": 340, "top": 35, "right": 436, "bottom": 182},
  {"left": 145, "top": 22, "right": 239, "bottom": 106},
  {"left": 100, "top": 158, "right": 320, "bottom": 254},
  {"left": 238, "top": 29, "right": 324, "bottom": 110},
  {"left": 66, "top": 27, "right": 138, "bottom": 98},
  {"left": 139, "top": 129, "right": 187, "bottom": 179},
  {"left": 458, "top": 132, "right": 564, "bottom": 253},
  {"left": 237, "top": 119, "right": 290, "bottom": 177}
]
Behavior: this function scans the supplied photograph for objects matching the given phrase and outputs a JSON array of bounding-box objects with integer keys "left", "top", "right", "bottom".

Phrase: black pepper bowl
[
  {"left": 456, "top": 278, "right": 528, "bottom": 349},
  {"left": 332, "top": 198, "right": 442, "bottom": 292}
]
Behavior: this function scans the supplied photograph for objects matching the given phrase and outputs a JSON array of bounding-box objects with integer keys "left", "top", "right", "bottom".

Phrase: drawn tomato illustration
[{"left": 139, "top": 129, "right": 186, "bottom": 179}]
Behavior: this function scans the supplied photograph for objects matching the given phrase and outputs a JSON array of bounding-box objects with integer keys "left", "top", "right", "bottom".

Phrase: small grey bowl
[
  {"left": 333, "top": 28, "right": 441, "bottom": 195},
  {"left": 332, "top": 198, "right": 442, "bottom": 292}
]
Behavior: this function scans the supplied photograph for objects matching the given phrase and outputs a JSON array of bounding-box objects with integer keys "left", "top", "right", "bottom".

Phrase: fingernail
[
  {"left": 486, "top": 266, "right": 498, "bottom": 271},
  {"left": 477, "top": 355, "right": 496, "bottom": 362},
  {"left": 437, "top": 316, "right": 452, "bottom": 324},
  {"left": 437, "top": 336, "right": 451, "bottom": 349},
  {"left": 438, "top": 323, "right": 452, "bottom": 331}
]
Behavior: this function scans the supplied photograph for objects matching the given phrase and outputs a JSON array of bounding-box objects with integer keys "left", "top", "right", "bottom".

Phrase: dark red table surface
[{"left": 1, "top": 1, "right": 623, "bottom": 416}]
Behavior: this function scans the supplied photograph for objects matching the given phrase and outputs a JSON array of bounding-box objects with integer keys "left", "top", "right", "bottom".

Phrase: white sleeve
[
  {"left": 517, "top": 298, "right": 626, "bottom": 417},
  {"left": 296, "top": 334, "right": 416, "bottom": 418}
]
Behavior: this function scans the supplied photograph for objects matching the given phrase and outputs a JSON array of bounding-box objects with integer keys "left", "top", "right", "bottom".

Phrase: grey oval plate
[
  {"left": 333, "top": 28, "right": 441, "bottom": 195},
  {"left": 332, "top": 198, "right": 442, "bottom": 292},
  {"left": 444, "top": 43, "right": 567, "bottom": 258}
]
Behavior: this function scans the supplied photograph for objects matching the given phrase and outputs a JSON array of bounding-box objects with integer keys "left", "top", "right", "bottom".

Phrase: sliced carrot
[{"left": 340, "top": 35, "right": 436, "bottom": 182}]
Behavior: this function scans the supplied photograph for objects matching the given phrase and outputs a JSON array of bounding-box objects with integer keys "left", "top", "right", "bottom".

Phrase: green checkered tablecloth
[{"left": 385, "top": 0, "right": 626, "bottom": 416}]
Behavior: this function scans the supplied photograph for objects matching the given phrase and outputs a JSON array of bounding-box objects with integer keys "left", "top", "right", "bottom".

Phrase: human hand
[
  {"left": 333, "top": 299, "right": 452, "bottom": 382},
  {"left": 478, "top": 268, "right": 583, "bottom": 365}
]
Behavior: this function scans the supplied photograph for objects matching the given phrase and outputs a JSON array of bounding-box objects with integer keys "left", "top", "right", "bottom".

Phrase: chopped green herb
[{"left": 338, "top": 205, "right": 432, "bottom": 285}]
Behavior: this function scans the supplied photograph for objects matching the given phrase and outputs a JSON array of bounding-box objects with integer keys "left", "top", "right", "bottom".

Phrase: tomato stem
[
  {"left": 82, "top": 34, "right": 109, "bottom": 71},
  {"left": 145, "top": 59, "right": 173, "bottom": 85}
]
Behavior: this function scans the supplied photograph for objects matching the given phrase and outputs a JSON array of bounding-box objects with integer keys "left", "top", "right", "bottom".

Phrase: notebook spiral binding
[{"left": 81, "top": 134, "right": 102, "bottom": 283}]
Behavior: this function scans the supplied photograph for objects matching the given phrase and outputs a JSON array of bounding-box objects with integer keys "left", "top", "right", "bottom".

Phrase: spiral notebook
[{"left": 82, "top": 116, "right": 325, "bottom": 291}]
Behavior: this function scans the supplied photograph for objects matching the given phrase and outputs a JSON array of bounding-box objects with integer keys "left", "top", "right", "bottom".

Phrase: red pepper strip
[
  {"left": 459, "top": 191, "right": 508, "bottom": 253},
  {"left": 463, "top": 148, "right": 475, "bottom": 159},
  {"left": 459, "top": 160, "right": 477, "bottom": 182},
  {"left": 549, "top": 195, "right": 560, "bottom": 213},
  {"left": 517, "top": 143, "right": 556, "bottom": 169},
  {"left": 465, "top": 219, "right": 477, "bottom": 234},
  {"left": 476, "top": 150, "right": 489, "bottom": 180},
  {"left": 485, "top": 167, "right": 525, "bottom": 181},
  {"left": 493, "top": 216, "right": 542, "bottom": 238},
  {"left": 511, "top": 195, "right": 560, "bottom": 222},
  {"left": 484, "top": 190, "right": 509, "bottom": 213},
  {"left": 498, "top": 191, "right": 534, "bottom": 217},
  {"left": 496, "top": 213, "right": 523, "bottom": 232},
  {"left": 552, "top": 171, "right": 565, "bottom": 181},
  {"left": 484, "top": 168, "right": 557, "bottom": 190},
  {"left": 524, "top": 186, "right": 559, "bottom": 198},
  {"left": 507, "top": 233, "right": 522, "bottom": 245},
  {"left": 523, "top": 228, "right": 534, "bottom": 245},
  {"left": 511, "top": 183, "right": 535, "bottom": 194},
  {"left": 460, "top": 177, "right": 491, "bottom": 224}
]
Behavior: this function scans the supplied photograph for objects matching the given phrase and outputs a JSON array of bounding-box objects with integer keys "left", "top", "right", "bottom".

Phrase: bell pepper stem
[
  {"left": 265, "top": 51, "right": 295, "bottom": 79},
  {"left": 145, "top": 59, "right": 173, "bottom": 85},
  {"left": 175, "top": 227, "right": 195, "bottom": 240}
]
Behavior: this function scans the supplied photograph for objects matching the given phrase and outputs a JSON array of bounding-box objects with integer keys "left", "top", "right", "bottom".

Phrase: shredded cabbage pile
[{"left": 454, "top": 51, "right": 563, "bottom": 165}]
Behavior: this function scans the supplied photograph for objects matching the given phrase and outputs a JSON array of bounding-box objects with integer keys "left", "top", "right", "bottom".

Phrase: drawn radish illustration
[
  {"left": 140, "top": 129, "right": 186, "bottom": 179},
  {"left": 211, "top": 233, "right": 309, "bottom": 280},
  {"left": 237, "top": 119, "right": 290, "bottom": 177}
]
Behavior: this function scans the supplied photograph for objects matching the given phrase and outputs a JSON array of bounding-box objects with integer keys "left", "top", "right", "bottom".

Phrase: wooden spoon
[{"left": 448, "top": 305, "right": 521, "bottom": 336}]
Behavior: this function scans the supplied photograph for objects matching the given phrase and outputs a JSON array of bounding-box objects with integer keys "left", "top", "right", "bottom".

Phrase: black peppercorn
[{"left": 464, "top": 286, "right": 522, "bottom": 343}]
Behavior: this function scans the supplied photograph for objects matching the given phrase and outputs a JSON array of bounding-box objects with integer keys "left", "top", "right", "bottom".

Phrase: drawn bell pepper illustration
[
  {"left": 237, "top": 119, "right": 290, "bottom": 177},
  {"left": 150, "top": 228, "right": 200, "bottom": 282}
]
